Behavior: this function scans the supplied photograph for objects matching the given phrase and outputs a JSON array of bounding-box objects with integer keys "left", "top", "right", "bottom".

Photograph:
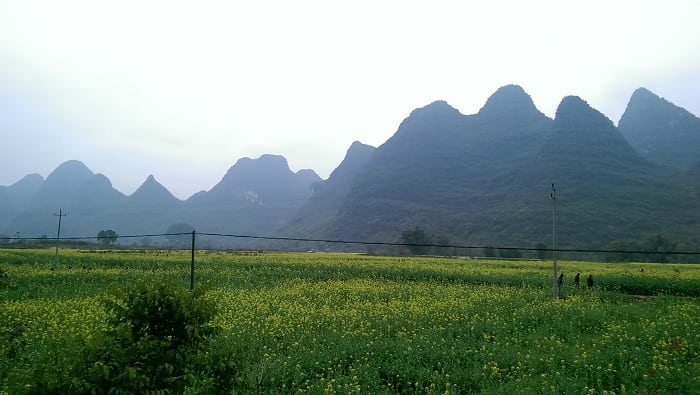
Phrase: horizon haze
[{"left": 1, "top": 1, "right": 699, "bottom": 198}]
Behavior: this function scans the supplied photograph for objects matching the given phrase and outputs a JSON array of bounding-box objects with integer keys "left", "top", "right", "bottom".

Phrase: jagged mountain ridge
[
  {"left": 618, "top": 87, "right": 700, "bottom": 169},
  {"left": 182, "top": 154, "right": 321, "bottom": 238},
  {"left": 304, "top": 86, "right": 553, "bottom": 243},
  {"left": 286, "top": 86, "right": 699, "bottom": 250},
  {"left": 2, "top": 85, "right": 699, "bottom": 251},
  {"left": 2, "top": 156, "right": 321, "bottom": 244},
  {"left": 282, "top": 141, "right": 376, "bottom": 237}
]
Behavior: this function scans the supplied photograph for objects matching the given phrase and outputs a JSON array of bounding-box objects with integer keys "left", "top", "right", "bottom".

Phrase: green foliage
[
  {"left": 607, "top": 234, "right": 679, "bottom": 263},
  {"left": 498, "top": 247, "right": 521, "bottom": 259},
  {"left": 646, "top": 234, "right": 677, "bottom": 263},
  {"left": 105, "top": 280, "right": 217, "bottom": 347},
  {"left": 534, "top": 242, "right": 550, "bottom": 260},
  {"left": 0, "top": 275, "right": 227, "bottom": 394},
  {"left": 165, "top": 223, "right": 196, "bottom": 249},
  {"left": 79, "top": 281, "right": 219, "bottom": 393},
  {"left": 96, "top": 229, "right": 118, "bottom": 247},
  {"left": 483, "top": 246, "right": 497, "bottom": 257},
  {"left": 399, "top": 227, "right": 433, "bottom": 255}
]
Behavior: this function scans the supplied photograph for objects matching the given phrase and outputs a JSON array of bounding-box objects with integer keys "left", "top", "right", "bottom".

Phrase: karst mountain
[{"left": 2, "top": 85, "right": 699, "bottom": 252}]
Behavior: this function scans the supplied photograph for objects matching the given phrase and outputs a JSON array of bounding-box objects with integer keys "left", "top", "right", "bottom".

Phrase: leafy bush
[
  {"left": 78, "top": 281, "right": 219, "bottom": 393},
  {"left": 9, "top": 281, "right": 229, "bottom": 394}
]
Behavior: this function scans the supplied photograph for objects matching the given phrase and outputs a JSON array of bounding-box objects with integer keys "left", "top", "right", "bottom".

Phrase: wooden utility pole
[
  {"left": 551, "top": 184, "right": 558, "bottom": 300},
  {"left": 54, "top": 209, "right": 67, "bottom": 257}
]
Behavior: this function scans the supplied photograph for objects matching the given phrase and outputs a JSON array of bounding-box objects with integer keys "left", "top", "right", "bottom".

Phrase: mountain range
[{"left": 2, "top": 85, "right": 699, "bottom": 252}]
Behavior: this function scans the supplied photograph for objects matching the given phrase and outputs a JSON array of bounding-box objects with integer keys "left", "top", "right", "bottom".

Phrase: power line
[{"left": 1, "top": 231, "right": 699, "bottom": 256}]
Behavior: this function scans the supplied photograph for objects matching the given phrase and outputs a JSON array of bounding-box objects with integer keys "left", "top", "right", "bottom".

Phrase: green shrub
[
  {"left": 5, "top": 280, "right": 237, "bottom": 394},
  {"left": 77, "top": 281, "right": 219, "bottom": 393}
]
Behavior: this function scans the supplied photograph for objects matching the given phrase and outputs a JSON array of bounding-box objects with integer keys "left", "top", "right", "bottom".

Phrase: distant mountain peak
[
  {"left": 129, "top": 174, "right": 180, "bottom": 205},
  {"left": 46, "top": 160, "right": 94, "bottom": 183},
  {"left": 557, "top": 95, "right": 589, "bottom": 111},
  {"left": 624, "top": 87, "right": 680, "bottom": 113},
  {"left": 326, "top": 141, "right": 375, "bottom": 182},
  {"left": 205, "top": 153, "right": 315, "bottom": 206},
  {"left": 138, "top": 174, "right": 164, "bottom": 189},
  {"left": 35, "top": 160, "right": 96, "bottom": 206},
  {"left": 408, "top": 100, "right": 461, "bottom": 118},
  {"left": 477, "top": 85, "right": 548, "bottom": 129},
  {"left": 89, "top": 173, "right": 113, "bottom": 188},
  {"left": 618, "top": 87, "right": 700, "bottom": 168},
  {"left": 392, "top": 101, "right": 464, "bottom": 143},
  {"left": 630, "top": 87, "right": 657, "bottom": 100},
  {"left": 258, "top": 154, "right": 289, "bottom": 166},
  {"left": 10, "top": 173, "right": 44, "bottom": 188},
  {"left": 295, "top": 168, "right": 322, "bottom": 185},
  {"left": 478, "top": 84, "right": 543, "bottom": 117},
  {"left": 548, "top": 95, "right": 641, "bottom": 164},
  {"left": 239, "top": 153, "right": 288, "bottom": 170},
  {"left": 554, "top": 95, "right": 615, "bottom": 130},
  {"left": 348, "top": 140, "right": 373, "bottom": 151},
  {"left": 231, "top": 154, "right": 291, "bottom": 174},
  {"left": 344, "top": 141, "right": 375, "bottom": 161}
]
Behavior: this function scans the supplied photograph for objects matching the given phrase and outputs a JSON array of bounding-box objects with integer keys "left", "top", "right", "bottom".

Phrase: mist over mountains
[{"left": 2, "top": 85, "right": 699, "bottom": 252}]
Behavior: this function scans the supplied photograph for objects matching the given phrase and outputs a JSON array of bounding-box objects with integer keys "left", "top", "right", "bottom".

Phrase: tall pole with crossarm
[{"left": 551, "top": 184, "right": 558, "bottom": 300}]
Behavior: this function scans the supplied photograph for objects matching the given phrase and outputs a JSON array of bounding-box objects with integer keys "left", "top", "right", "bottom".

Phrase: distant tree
[
  {"left": 97, "top": 230, "right": 119, "bottom": 247},
  {"left": 140, "top": 236, "right": 152, "bottom": 248},
  {"left": 606, "top": 240, "right": 638, "bottom": 262},
  {"left": 36, "top": 235, "right": 49, "bottom": 247},
  {"left": 645, "top": 234, "right": 676, "bottom": 263},
  {"left": 499, "top": 248, "right": 521, "bottom": 259},
  {"left": 399, "top": 227, "right": 433, "bottom": 255},
  {"left": 607, "top": 236, "right": 677, "bottom": 263},
  {"left": 534, "top": 243, "right": 550, "bottom": 260},
  {"left": 165, "top": 223, "right": 196, "bottom": 249},
  {"left": 433, "top": 235, "right": 452, "bottom": 256}
]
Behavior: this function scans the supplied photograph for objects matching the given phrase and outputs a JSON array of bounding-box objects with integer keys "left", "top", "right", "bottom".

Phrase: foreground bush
[
  {"left": 4, "top": 281, "right": 235, "bottom": 394},
  {"left": 80, "top": 281, "right": 219, "bottom": 393}
]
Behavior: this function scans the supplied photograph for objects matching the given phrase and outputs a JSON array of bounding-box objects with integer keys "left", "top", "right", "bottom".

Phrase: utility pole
[
  {"left": 190, "top": 230, "right": 196, "bottom": 291},
  {"left": 54, "top": 209, "right": 67, "bottom": 257},
  {"left": 551, "top": 184, "right": 558, "bottom": 300}
]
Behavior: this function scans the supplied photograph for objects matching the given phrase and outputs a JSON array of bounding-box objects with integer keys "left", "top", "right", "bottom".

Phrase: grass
[{"left": 1, "top": 248, "right": 699, "bottom": 394}]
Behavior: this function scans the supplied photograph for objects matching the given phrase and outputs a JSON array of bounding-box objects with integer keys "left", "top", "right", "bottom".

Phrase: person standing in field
[
  {"left": 587, "top": 274, "right": 593, "bottom": 289},
  {"left": 574, "top": 272, "right": 580, "bottom": 287},
  {"left": 557, "top": 273, "right": 564, "bottom": 287}
]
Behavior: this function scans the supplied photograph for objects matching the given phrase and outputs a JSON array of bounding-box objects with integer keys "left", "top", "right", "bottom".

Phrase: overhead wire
[{"left": 1, "top": 231, "right": 698, "bottom": 256}]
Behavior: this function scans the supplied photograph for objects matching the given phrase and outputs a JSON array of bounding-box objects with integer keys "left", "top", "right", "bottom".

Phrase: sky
[{"left": 1, "top": 0, "right": 699, "bottom": 200}]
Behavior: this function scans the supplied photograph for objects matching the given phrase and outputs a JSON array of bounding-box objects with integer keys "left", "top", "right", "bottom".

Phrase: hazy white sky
[{"left": 1, "top": 0, "right": 699, "bottom": 199}]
